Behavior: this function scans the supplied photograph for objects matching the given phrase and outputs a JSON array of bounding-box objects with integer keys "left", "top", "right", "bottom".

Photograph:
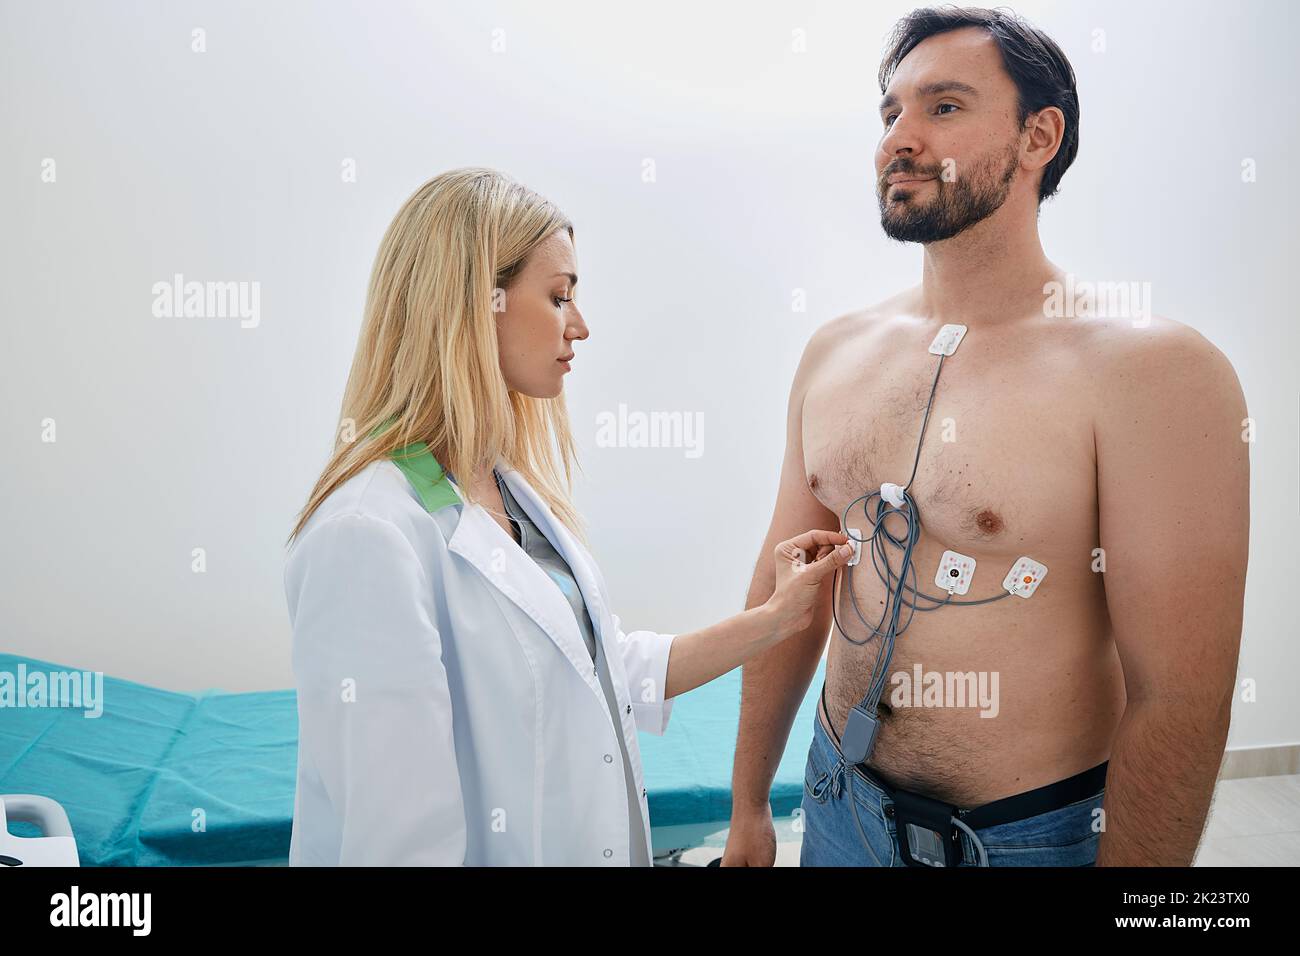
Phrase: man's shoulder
[
  {"left": 1072, "top": 315, "right": 1246, "bottom": 435},
  {"left": 1075, "top": 314, "right": 1240, "bottom": 394},
  {"left": 801, "top": 290, "right": 916, "bottom": 369}
]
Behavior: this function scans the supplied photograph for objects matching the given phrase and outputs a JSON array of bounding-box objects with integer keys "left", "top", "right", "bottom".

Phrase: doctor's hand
[
  {"left": 660, "top": 531, "right": 851, "bottom": 705},
  {"left": 766, "top": 530, "right": 853, "bottom": 638}
]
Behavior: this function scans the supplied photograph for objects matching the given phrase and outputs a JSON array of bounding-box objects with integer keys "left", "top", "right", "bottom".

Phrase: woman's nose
[{"left": 568, "top": 308, "right": 589, "bottom": 340}]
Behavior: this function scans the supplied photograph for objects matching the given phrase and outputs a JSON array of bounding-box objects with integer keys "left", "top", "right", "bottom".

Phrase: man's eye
[
  {"left": 884, "top": 113, "right": 898, "bottom": 127},
  {"left": 936, "top": 103, "right": 959, "bottom": 115}
]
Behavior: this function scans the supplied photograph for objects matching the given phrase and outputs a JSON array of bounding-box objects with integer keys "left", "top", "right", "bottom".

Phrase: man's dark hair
[{"left": 878, "top": 6, "right": 1079, "bottom": 203}]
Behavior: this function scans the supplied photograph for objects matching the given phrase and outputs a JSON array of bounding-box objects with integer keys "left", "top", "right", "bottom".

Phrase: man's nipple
[{"left": 973, "top": 508, "right": 1005, "bottom": 536}]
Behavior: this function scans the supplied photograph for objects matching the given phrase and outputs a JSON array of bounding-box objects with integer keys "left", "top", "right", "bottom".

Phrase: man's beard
[{"left": 878, "top": 144, "right": 1020, "bottom": 243}]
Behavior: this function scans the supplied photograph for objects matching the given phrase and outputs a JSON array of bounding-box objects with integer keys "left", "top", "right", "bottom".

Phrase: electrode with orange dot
[{"left": 1002, "top": 557, "right": 1048, "bottom": 598}]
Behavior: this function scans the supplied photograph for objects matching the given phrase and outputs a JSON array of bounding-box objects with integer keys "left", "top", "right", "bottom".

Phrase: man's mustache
[{"left": 878, "top": 161, "right": 943, "bottom": 190}]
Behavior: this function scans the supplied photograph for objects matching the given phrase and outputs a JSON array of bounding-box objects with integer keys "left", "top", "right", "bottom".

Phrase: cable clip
[{"left": 880, "top": 482, "right": 906, "bottom": 509}]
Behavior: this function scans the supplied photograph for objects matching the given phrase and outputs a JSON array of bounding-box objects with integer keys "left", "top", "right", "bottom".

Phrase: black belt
[
  {"left": 819, "top": 686, "right": 1107, "bottom": 830},
  {"left": 859, "top": 755, "right": 1108, "bottom": 830}
]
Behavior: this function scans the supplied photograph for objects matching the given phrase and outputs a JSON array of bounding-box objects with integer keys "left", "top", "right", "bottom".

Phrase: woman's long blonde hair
[{"left": 287, "top": 167, "right": 584, "bottom": 546}]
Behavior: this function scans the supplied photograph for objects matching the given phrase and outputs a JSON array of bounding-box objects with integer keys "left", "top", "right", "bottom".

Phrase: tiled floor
[
  {"left": 670, "top": 773, "right": 1300, "bottom": 866},
  {"left": 1195, "top": 773, "right": 1300, "bottom": 865}
]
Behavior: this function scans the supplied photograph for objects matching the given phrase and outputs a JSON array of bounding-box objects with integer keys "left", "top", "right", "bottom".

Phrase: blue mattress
[
  {"left": 639, "top": 662, "right": 825, "bottom": 829},
  {"left": 0, "top": 654, "right": 297, "bottom": 866},
  {"left": 0, "top": 652, "right": 823, "bottom": 865}
]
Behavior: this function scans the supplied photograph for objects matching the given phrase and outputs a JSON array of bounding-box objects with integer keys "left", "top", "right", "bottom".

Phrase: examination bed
[{"left": 0, "top": 652, "right": 823, "bottom": 865}]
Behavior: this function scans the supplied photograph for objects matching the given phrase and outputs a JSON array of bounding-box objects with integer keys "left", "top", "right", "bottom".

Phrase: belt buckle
[{"left": 890, "top": 787, "right": 964, "bottom": 868}]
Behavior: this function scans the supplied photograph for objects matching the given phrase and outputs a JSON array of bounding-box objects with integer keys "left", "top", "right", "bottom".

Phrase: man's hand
[{"left": 720, "top": 804, "right": 777, "bottom": 866}]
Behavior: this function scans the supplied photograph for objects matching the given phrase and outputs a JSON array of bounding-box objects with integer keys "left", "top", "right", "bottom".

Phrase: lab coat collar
[
  {"left": 495, "top": 463, "right": 611, "bottom": 646},
  {"left": 389, "top": 442, "right": 609, "bottom": 704},
  {"left": 389, "top": 440, "right": 462, "bottom": 514}
]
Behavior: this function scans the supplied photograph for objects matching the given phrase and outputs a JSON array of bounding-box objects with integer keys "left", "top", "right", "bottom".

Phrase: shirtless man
[{"left": 722, "top": 7, "right": 1248, "bottom": 867}]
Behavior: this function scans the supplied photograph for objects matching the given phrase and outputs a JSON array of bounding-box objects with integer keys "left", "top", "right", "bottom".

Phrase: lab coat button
[
  {"left": 603, "top": 849, "right": 613, "bottom": 859},
  {"left": 625, "top": 704, "right": 631, "bottom": 714},
  {"left": 604, "top": 753, "right": 613, "bottom": 763}
]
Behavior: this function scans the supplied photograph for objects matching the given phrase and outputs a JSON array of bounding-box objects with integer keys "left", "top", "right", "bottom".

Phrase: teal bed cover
[{"left": 0, "top": 653, "right": 824, "bottom": 865}]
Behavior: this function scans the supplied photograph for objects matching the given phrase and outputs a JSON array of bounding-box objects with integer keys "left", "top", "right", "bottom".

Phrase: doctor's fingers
[
  {"left": 776, "top": 532, "right": 852, "bottom": 575},
  {"left": 777, "top": 542, "right": 853, "bottom": 584},
  {"left": 806, "top": 541, "right": 854, "bottom": 578},
  {"left": 776, "top": 529, "right": 849, "bottom": 564}
]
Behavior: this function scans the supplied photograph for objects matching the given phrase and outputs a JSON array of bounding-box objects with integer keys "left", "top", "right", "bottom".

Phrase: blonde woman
[{"left": 284, "top": 168, "right": 852, "bottom": 866}]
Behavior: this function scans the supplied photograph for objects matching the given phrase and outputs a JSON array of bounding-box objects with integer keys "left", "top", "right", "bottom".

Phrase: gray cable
[
  {"left": 825, "top": 338, "right": 1010, "bottom": 867},
  {"left": 952, "top": 817, "right": 989, "bottom": 867},
  {"left": 843, "top": 768, "right": 887, "bottom": 867}
]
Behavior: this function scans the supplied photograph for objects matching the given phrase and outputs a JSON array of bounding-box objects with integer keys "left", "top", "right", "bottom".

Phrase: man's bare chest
[{"left": 800, "top": 329, "right": 1098, "bottom": 558}]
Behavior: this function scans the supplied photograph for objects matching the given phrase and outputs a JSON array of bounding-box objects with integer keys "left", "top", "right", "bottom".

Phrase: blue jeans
[{"left": 799, "top": 711, "right": 1105, "bottom": 866}]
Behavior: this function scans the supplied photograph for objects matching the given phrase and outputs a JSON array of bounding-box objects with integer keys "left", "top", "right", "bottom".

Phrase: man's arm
[
  {"left": 1093, "top": 320, "right": 1249, "bottom": 866},
  {"left": 722, "top": 324, "right": 842, "bottom": 865}
]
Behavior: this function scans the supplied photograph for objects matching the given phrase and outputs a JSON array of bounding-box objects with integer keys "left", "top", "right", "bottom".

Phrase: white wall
[{"left": 2, "top": 0, "right": 1296, "bottom": 749}]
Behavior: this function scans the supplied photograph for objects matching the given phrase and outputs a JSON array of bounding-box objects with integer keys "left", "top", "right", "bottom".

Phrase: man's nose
[{"left": 878, "top": 111, "right": 923, "bottom": 165}]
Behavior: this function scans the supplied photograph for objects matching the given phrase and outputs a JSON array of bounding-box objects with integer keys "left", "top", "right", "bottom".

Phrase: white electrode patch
[
  {"left": 1003, "top": 556, "right": 1048, "bottom": 598},
  {"left": 928, "top": 324, "right": 968, "bottom": 356},
  {"left": 935, "top": 550, "right": 976, "bottom": 595},
  {"left": 847, "top": 528, "right": 863, "bottom": 566}
]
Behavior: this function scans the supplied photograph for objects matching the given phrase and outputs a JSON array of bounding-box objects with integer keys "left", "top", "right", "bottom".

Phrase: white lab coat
[{"left": 284, "top": 453, "right": 676, "bottom": 866}]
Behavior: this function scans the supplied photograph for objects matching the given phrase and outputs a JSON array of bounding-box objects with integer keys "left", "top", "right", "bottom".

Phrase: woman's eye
[{"left": 553, "top": 295, "right": 572, "bottom": 307}]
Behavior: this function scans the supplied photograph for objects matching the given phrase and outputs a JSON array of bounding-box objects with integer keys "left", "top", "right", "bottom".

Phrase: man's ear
[{"left": 1023, "top": 106, "right": 1065, "bottom": 175}]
